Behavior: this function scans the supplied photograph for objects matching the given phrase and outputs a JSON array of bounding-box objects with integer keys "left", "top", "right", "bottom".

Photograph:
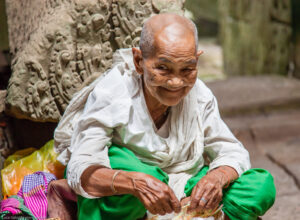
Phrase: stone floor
[{"left": 208, "top": 76, "right": 300, "bottom": 219}]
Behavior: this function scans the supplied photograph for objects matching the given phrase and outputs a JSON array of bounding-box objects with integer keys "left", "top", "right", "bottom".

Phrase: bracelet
[
  {"left": 111, "top": 170, "right": 122, "bottom": 194},
  {"left": 218, "top": 169, "right": 230, "bottom": 188}
]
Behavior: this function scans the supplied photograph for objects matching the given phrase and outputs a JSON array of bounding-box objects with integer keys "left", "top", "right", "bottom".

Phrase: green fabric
[
  {"left": 77, "top": 144, "right": 168, "bottom": 220},
  {"left": 184, "top": 167, "right": 276, "bottom": 220},
  {"left": 75, "top": 144, "right": 276, "bottom": 220}
]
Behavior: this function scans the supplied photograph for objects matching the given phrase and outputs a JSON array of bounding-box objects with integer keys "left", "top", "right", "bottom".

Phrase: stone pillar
[
  {"left": 184, "top": 0, "right": 219, "bottom": 37},
  {"left": 218, "top": 0, "right": 292, "bottom": 76},
  {"left": 0, "top": 0, "right": 9, "bottom": 52},
  {"left": 292, "top": 0, "right": 300, "bottom": 78},
  {"left": 5, "top": 0, "right": 185, "bottom": 122}
]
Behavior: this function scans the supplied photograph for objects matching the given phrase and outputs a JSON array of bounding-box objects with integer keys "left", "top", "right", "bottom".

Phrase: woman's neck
[{"left": 142, "top": 81, "right": 169, "bottom": 129}]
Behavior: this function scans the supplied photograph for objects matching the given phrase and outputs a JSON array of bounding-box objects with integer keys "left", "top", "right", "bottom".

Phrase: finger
[
  {"left": 188, "top": 185, "right": 205, "bottom": 212},
  {"left": 137, "top": 193, "right": 158, "bottom": 215},
  {"left": 204, "top": 191, "right": 219, "bottom": 210},
  {"left": 161, "top": 198, "right": 173, "bottom": 214},
  {"left": 196, "top": 190, "right": 211, "bottom": 212},
  {"left": 144, "top": 192, "right": 160, "bottom": 214},
  {"left": 151, "top": 194, "right": 166, "bottom": 215},
  {"left": 167, "top": 188, "right": 181, "bottom": 213},
  {"left": 157, "top": 200, "right": 170, "bottom": 215},
  {"left": 195, "top": 182, "right": 218, "bottom": 211},
  {"left": 180, "top": 197, "right": 190, "bottom": 207},
  {"left": 206, "top": 191, "right": 222, "bottom": 210},
  {"left": 154, "top": 192, "right": 171, "bottom": 215},
  {"left": 156, "top": 191, "right": 175, "bottom": 215}
]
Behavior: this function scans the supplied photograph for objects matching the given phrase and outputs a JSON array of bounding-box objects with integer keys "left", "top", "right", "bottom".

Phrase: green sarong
[{"left": 72, "top": 144, "right": 276, "bottom": 220}]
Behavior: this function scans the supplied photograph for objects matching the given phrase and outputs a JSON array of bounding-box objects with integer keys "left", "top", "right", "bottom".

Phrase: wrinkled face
[{"left": 135, "top": 30, "right": 201, "bottom": 106}]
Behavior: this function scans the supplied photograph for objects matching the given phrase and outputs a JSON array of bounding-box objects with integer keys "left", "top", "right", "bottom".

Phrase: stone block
[
  {"left": 258, "top": 138, "right": 300, "bottom": 188},
  {"left": 264, "top": 193, "right": 300, "bottom": 220},
  {"left": 0, "top": 0, "right": 9, "bottom": 51},
  {"left": 184, "top": 0, "right": 219, "bottom": 36},
  {"left": 218, "top": 0, "right": 292, "bottom": 76},
  {"left": 207, "top": 76, "right": 300, "bottom": 117},
  {"left": 5, "top": 0, "right": 185, "bottom": 122},
  {"left": 0, "top": 90, "right": 6, "bottom": 113}
]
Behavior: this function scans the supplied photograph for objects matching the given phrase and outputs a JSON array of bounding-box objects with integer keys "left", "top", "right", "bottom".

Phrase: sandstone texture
[
  {"left": 207, "top": 75, "right": 300, "bottom": 117},
  {"left": 0, "top": 0, "right": 9, "bottom": 51},
  {"left": 5, "top": 0, "right": 185, "bottom": 122},
  {"left": 218, "top": 0, "right": 292, "bottom": 76},
  {"left": 0, "top": 90, "right": 6, "bottom": 113}
]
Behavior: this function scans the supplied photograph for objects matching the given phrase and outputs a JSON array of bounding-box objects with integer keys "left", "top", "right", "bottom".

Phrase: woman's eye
[
  {"left": 182, "top": 68, "right": 193, "bottom": 73},
  {"left": 157, "top": 65, "right": 168, "bottom": 70}
]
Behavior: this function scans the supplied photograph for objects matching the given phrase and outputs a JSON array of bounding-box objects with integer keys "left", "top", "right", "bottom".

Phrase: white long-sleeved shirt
[{"left": 60, "top": 49, "right": 251, "bottom": 200}]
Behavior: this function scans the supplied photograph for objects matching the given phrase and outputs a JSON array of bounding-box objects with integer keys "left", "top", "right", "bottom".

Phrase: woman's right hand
[{"left": 124, "top": 172, "right": 181, "bottom": 215}]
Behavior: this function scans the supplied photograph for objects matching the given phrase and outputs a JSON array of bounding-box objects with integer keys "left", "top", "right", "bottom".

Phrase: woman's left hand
[{"left": 187, "top": 166, "right": 238, "bottom": 213}]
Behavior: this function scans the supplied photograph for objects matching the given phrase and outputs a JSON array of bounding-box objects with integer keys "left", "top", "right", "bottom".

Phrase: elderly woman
[{"left": 48, "top": 13, "right": 275, "bottom": 220}]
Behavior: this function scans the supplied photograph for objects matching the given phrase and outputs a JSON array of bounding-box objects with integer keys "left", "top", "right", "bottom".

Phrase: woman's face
[{"left": 133, "top": 33, "right": 202, "bottom": 107}]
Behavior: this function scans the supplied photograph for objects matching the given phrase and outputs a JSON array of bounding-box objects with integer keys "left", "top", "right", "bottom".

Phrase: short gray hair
[{"left": 139, "top": 16, "right": 199, "bottom": 58}]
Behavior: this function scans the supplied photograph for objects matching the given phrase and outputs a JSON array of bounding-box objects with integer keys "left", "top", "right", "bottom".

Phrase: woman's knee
[
  {"left": 222, "top": 169, "right": 276, "bottom": 219},
  {"left": 245, "top": 169, "right": 276, "bottom": 205}
]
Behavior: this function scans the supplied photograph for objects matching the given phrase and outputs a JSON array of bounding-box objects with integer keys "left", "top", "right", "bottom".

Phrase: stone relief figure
[
  {"left": 48, "top": 30, "right": 80, "bottom": 114},
  {"left": 5, "top": 0, "right": 185, "bottom": 122},
  {"left": 25, "top": 61, "right": 58, "bottom": 119}
]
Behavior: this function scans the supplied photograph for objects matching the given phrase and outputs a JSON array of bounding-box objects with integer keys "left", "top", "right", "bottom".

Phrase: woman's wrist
[
  {"left": 113, "top": 171, "right": 136, "bottom": 195},
  {"left": 208, "top": 166, "right": 238, "bottom": 188},
  {"left": 207, "top": 169, "right": 228, "bottom": 188}
]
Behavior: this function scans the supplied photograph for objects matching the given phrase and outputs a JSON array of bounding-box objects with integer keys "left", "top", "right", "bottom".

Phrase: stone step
[
  {"left": 224, "top": 110, "right": 300, "bottom": 144},
  {"left": 264, "top": 193, "right": 300, "bottom": 220},
  {"left": 207, "top": 75, "right": 300, "bottom": 117}
]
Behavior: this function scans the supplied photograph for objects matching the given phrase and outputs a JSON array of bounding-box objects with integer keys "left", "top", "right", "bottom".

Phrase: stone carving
[{"left": 5, "top": 0, "right": 185, "bottom": 122}]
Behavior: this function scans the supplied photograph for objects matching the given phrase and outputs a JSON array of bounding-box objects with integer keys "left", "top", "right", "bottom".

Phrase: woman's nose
[{"left": 166, "top": 77, "right": 183, "bottom": 88}]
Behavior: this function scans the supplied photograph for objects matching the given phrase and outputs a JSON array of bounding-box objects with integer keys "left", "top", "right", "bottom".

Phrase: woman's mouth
[{"left": 161, "top": 87, "right": 184, "bottom": 93}]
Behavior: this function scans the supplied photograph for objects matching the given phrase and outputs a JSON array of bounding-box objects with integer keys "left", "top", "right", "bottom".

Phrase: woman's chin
[{"left": 158, "top": 97, "right": 183, "bottom": 107}]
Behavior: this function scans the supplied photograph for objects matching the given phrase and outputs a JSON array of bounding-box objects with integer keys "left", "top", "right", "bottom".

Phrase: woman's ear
[
  {"left": 196, "top": 50, "right": 204, "bottom": 58},
  {"left": 132, "top": 48, "right": 144, "bottom": 75}
]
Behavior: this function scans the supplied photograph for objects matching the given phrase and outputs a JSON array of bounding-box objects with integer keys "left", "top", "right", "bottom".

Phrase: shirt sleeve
[
  {"left": 67, "top": 70, "right": 132, "bottom": 198},
  {"left": 201, "top": 90, "right": 251, "bottom": 176}
]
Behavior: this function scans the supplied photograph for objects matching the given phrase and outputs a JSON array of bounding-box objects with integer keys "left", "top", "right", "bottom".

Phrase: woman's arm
[{"left": 81, "top": 165, "right": 181, "bottom": 215}]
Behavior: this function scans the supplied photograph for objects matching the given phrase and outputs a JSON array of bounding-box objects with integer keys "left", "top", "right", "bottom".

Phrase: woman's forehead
[
  {"left": 156, "top": 56, "right": 197, "bottom": 65},
  {"left": 152, "top": 35, "right": 197, "bottom": 59}
]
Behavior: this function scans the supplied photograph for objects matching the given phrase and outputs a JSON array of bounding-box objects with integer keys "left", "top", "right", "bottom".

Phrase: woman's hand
[
  {"left": 125, "top": 172, "right": 181, "bottom": 215},
  {"left": 187, "top": 166, "right": 238, "bottom": 213}
]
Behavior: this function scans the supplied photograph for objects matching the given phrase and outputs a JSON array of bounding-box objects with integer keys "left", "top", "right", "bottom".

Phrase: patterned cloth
[
  {"left": 0, "top": 172, "right": 56, "bottom": 219},
  {"left": 17, "top": 172, "right": 56, "bottom": 219},
  {"left": 0, "top": 195, "right": 36, "bottom": 219}
]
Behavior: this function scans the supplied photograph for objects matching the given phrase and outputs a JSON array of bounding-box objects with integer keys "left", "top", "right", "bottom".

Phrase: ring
[{"left": 200, "top": 197, "right": 207, "bottom": 203}]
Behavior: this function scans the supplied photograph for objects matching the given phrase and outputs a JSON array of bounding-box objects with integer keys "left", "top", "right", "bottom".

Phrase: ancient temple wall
[
  {"left": 5, "top": 0, "right": 185, "bottom": 122},
  {"left": 218, "top": 0, "right": 292, "bottom": 76}
]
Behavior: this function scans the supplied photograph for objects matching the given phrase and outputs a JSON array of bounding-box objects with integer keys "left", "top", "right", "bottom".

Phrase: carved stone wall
[
  {"left": 218, "top": 0, "right": 292, "bottom": 76},
  {"left": 5, "top": 0, "right": 185, "bottom": 122}
]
